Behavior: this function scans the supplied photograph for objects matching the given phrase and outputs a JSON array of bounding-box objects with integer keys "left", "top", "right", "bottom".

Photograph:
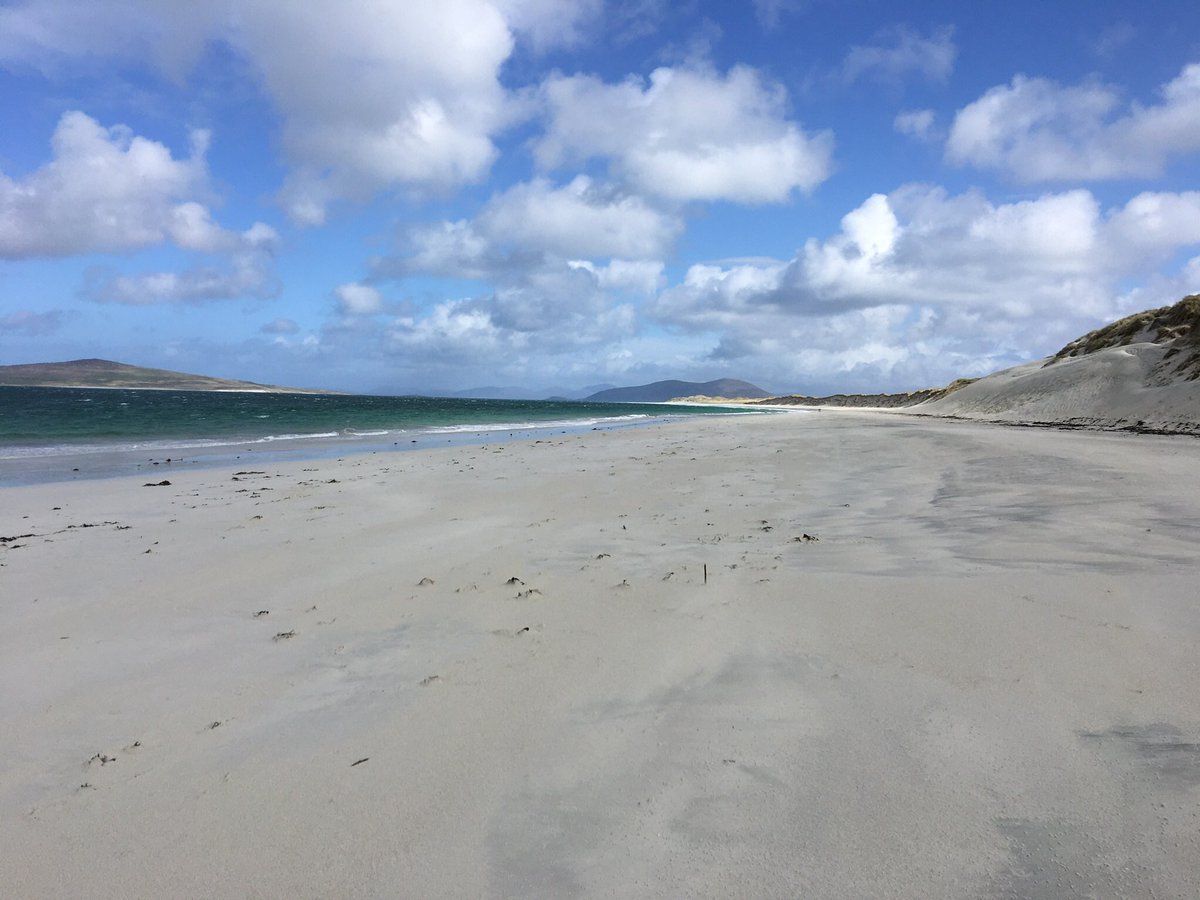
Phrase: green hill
[
  {"left": 586, "top": 378, "right": 771, "bottom": 402},
  {"left": 0, "top": 358, "right": 324, "bottom": 393}
]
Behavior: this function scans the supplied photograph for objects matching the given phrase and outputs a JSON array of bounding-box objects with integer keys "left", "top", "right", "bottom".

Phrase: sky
[{"left": 2, "top": 1, "right": 1200, "bottom": 396}]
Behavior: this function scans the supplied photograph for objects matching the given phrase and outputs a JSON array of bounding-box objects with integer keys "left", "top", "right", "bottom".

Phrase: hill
[
  {"left": 754, "top": 381, "right": 975, "bottom": 409},
  {"left": 0, "top": 358, "right": 325, "bottom": 393},
  {"left": 586, "top": 378, "right": 771, "bottom": 403},
  {"left": 911, "top": 295, "right": 1200, "bottom": 434}
]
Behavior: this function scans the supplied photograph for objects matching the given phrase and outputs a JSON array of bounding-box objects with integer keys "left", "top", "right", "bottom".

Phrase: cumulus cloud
[
  {"left": 495, "top": 0, "right": 603, "bottom": 50},
  {"left": 652, "top": 185, "right": 1200, "bottom": 388},
  {"left": 947, "top": 63, "right": 1200, "bottom": 182},
  {"left": 398, "top": 220, "right": 498, "bottom": 281},
  {"left": 0, "top": 111, "right": 213, "bottom": 259},
  {"left": 568, "top": 259, "right": 664, "bottom": 294},
  {"left": 384, "top": 271, "right": 638, "bottom": 369},
  {"left": 387, "top": 300, "right": 510, "bottom": 364},
  {"left": 0, "top": 309, "right": 63, "bottom": 335},
  {"left": 842, "top": 25, "right": 956, "bottom": 85},
  {"left": 894, "top": 109, "right": 936, "bottom": 140},
  {"left": 369, "top": 169, "right": 682, "bottom": 372},
  {"left": 366, "top": 181, "right": 668, "bottom": 379},
  {"left": 0, "top": 1, "right": 527, "bottom": 224},
  {"left": 334, "top": 282, "right": 384, "bottom": 316},
  {"left": 0, "top": 110, "right": 280, "bottom": 304},
  {"left": 1, "top": 4, "right": 832, "bottom": 220},
  {"left": 88, "top": 222, "right": 280, "bottom": 305},
  {"left": 478, "top": 177, "right": 682, "bottom": 260},
  {"left": 535, "top": 64, "right": 834, "bottom": 203},
  {"left": 388, "top": 174, "right": 681, "bottom": 281},
  {"left": 245, "top": 1, "right": 517, "bottom": 223}
]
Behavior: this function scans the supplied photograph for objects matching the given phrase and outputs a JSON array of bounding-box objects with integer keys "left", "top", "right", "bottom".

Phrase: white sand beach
[{"left": 2, "top": 412, "right": 1199, "bottom": 898}]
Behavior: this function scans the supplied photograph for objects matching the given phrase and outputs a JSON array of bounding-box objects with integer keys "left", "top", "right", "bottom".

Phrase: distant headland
[{"left": 0, "top": 358, "right": 328, "bottom": 394}]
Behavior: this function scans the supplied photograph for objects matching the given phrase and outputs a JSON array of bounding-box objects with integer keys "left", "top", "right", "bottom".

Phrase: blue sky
[{"left": 2, "top": 1, "right": 1199, "bottom": 395}]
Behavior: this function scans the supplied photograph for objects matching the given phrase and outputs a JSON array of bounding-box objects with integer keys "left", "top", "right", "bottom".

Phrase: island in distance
[
  {"left": 0, "top": 358, "right": 328, "bottom": 393},
  {"left": 585, "top": 378, "right": 773, "bottom": 403}
]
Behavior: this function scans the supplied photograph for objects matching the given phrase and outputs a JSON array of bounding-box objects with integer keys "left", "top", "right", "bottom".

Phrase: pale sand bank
[{"left": 2, "top": 413, "right": 1198, "bottom": 898}]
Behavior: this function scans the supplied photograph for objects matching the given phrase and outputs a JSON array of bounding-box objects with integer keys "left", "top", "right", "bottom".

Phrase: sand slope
[
  {"left": 914, "top": 297, "right": 1200, "bottom": 434},
  {"left": 2, "top": 414, "right": 1199, "bottom": 898},
  {"left": 914, "top": 342, "right": 1200, "bottom": 433}
]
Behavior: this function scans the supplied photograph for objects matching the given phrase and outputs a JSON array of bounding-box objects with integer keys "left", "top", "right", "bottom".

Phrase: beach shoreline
[
  {"left": 3, "top": 410, "right": 1198, "bottom": 898},
  {"left": 0, "top": 401, "right": 771, "bottom": 488}
]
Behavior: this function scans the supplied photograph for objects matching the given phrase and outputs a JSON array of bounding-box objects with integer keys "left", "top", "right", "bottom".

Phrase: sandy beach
[{"left": 2, "top": 411, "right": 1198, "bottom": 898}]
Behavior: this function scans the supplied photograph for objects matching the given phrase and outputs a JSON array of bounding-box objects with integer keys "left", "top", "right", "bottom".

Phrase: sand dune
[
  {"left": 914, "top": 296, "right": 1200, "bottom": 434},
  {"left": 913, "top": 342, "right": 1200, "bottom": 433}
]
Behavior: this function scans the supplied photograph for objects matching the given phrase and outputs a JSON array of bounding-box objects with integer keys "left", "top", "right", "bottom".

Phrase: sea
[{"left": 0, "top": 386, "right": 765, "bottom": 485}]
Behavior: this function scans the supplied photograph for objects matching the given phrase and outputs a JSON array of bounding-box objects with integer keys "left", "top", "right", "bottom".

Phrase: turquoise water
[{"left": 0, "top": 387, "right": 760, "bottom": 481}]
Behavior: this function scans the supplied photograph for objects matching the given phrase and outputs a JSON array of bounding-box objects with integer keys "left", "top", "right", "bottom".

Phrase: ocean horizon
[{"left": 0, "top": 385, "right": 766, "bottom": 485}]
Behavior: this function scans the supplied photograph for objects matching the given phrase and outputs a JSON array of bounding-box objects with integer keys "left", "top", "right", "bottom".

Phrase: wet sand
[{"left": 2, "top": 412, "right": 1198, "bottom": 898}]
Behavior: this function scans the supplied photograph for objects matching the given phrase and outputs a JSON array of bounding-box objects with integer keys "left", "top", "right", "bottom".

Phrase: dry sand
[{"left": 2, "top": 412, "right": 1199, "bottom": 898}]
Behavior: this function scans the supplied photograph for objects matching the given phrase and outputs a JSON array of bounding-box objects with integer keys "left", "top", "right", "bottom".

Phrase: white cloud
[
  {"left": 389, "top": 173, "right": 681, "bottom": 286},
  {"left": 334, "top": 282, "right": 384, "bottom": 316},
  {"left": 842, "top": 25, "right": 956, "bottom": 85},
  {"left": 375, "top": 172, "right": 679, "bottom": 368},
  {"left": 894, "top": 109, "right": 936, "bottom": 140},
  {"left": 535, "top": 64, "right": 834, "bottom": 203},
  {"left": 0, "top": 111, "right": 213, "bottom": 259},
  {"left": 652, "top": 185, "right": 1200, "bottom": 388},
  {"left": 1084, "top": 191, "right": 1200, "bottom": 264},
  {"left": 387, "top": 300, "right": 512, "bottom": 363},
  {"left": 89, "top": 222, "right": 280, "bottom": 305},
  {"left": 167, "top": 202, "right": 241, "bottom": 253},
  {"left": 0, "top": 309, "right": 64, "bottom": 335},
  {"left": 0, "top": 110, "right": 280, "bottom": 304},
  {"left": 568, "top": 259, "right": 664, "bottom": 294},
  {"left": 478, "top": 176, "right": 682, "bottom": 260},
  {"left": 382, "top": 277, "right": 638, "bottom": 370},
  {"left": 0, "top": 1, "right": 526, "bottom": 223},
  {"left": 947, "top": 63, "right": 1200, "bottom": 182},
  {"left": 364, "top": 237, "right": 651, "bottom": 381},
  {"left": 607, "top": 0, "right": 672, "bottom": 44},
  {"left": 0, "top": 2, "right": 219, "bottom": 79},
  {"left": 400, "top": 220, "right": 495, "bottom": 280},
  {"left": 495, "top": 0, "right": 603, "bottom": 50},
  {"left": 0, "top": 5, "right": 831, "bottom": 221},
  {"left": 243, "top": 0, "right": 516, "bottom": 223}
]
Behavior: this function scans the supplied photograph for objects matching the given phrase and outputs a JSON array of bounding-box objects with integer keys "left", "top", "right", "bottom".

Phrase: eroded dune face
[
  {"left": 914, "top": 295, "right": 1200, "bottom": 434},
  {"left": 1049, "top": 294, "right": 1200, "bottom": 381}
]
